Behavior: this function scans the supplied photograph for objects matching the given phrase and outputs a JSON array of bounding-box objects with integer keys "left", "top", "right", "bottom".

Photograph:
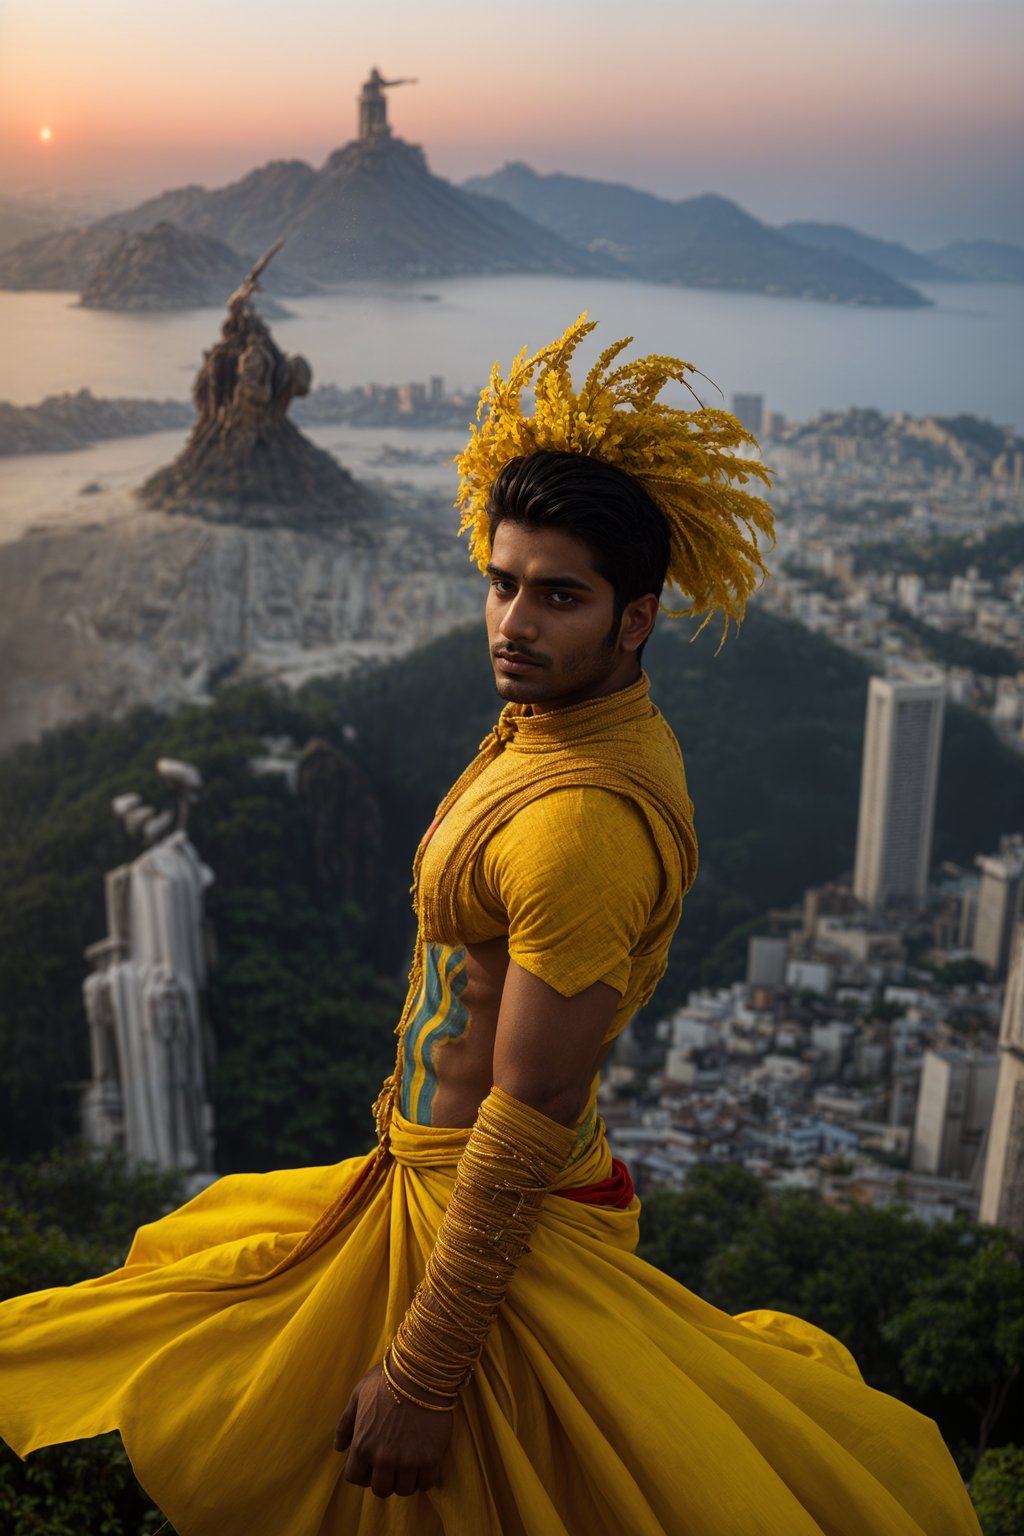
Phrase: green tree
[
  {"left": 637, "top": 1164, "right": 764, "bottom": 1289},
  {"left": 0, "top": 1148, "right": 181, "bottom": 1533},
  {"left": 0, "top": 1433, "right": 171, "bottom": 1536},
  {"left": 884, "top": 1230, "right": 1024, "bottom": 1459},
  {"left": 971, "top": 1445, "right": 1024, "bottom": 1536}
]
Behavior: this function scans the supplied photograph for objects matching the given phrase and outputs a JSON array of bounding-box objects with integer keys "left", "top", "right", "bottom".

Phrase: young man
[
  {"left": 337, "top": 447, "right": 698, "bottom": 1498},
  {"left": 0, "top": 319, "right": 981, "bottom": 1535}
]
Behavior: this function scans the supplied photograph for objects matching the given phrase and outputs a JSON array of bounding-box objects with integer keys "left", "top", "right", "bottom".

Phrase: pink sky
[{"left": 2, "top": 0, "right": 1022, "bottom": 247}]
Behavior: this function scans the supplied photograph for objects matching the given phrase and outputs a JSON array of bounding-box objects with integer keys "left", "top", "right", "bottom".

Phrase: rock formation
[{"left": 139, "top": 243, "right": 377, "bottom": 528}]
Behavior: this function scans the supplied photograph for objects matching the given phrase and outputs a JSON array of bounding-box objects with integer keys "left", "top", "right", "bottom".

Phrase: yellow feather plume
[{"left": 455, "top": 314, "right": 776, "bottom": 646}]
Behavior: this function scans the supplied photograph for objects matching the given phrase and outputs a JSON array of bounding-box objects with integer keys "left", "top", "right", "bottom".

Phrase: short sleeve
[{"left": 480, "top": 787, "right": 664, "bottom": 998}]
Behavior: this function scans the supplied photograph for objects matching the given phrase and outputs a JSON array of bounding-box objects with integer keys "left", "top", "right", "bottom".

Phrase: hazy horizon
[{"left": 2, "top": 0, "right": 1022, "bottom": 251}]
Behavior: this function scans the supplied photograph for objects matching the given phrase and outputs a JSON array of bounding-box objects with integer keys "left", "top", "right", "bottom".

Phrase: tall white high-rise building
[
  {"left": 980, "top": 921, "right": 1024, "bottom": 1230},
  {"left": 911, "top": 1047, "right": 998, "bottom": 1180},
  {"left": 852, "top": 674, "right": 946, "bottom": 911},
  {"left": 973, "top": 837, "right": 1024, "bottom": 978}
]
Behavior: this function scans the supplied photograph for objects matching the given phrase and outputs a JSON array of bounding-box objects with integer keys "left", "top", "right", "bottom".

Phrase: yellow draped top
[{"left": 388, "top": 672, "right": 699, "bottom": 1141}]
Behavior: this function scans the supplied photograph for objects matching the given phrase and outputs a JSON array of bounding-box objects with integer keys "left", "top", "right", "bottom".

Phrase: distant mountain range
[
  {"left": 0, "top": 137, "right": 598, "bottom": 302},
  {"left": 779, "top": 221, "right": 959, "bottom": 284},
  {"left": 463, "top": 164, "right": 929, "bottom": 306},
  {"left": 781, "top": 224, "right": 1024, "bottom": 286},
  {"left": 923, "top": 239, "right": 1024, "bottom": 283},
  {"left": 467, "top": 164, "right": 1024, "bottom": 297},
  {"left": 1, "top": 141, "right": 1022, "bottom": 310}
]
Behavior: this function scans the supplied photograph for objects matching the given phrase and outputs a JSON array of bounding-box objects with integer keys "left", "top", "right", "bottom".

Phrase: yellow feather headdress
[{"left": 455, "top": 313, "right": 775, "bottom": 645}]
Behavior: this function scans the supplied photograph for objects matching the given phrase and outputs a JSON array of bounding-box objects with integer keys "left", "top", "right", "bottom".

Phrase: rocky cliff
[{"left": 0, "top": 500, "right": 481, "bottom": 752}]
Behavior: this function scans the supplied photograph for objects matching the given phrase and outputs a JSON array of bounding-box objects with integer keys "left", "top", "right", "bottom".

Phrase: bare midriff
[
  {"left": 423, "top": 936, "right": 614, "bottom": 1132},
  {"left": 428, "top": 936, "right": 510, "bottom": 1128}
]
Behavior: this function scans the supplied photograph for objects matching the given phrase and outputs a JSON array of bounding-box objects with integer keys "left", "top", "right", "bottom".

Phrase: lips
[{"left": 494, "top": 650, "right": 544, "bottom": 674}]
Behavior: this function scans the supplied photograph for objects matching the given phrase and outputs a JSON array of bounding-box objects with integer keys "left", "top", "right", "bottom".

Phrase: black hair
[{"left": 486, "top": 451, "right": 671, "bottom": 626}]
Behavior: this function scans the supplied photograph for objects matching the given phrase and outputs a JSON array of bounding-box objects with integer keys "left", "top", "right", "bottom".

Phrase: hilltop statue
[
  {"left": 81, "top": 760, "right": 216, "bottom": 1183},
  {"left": 139, "top": 240, "right": 376, "bottom": 527},
  {"left": 358, "top": 67, "right": 417, "bottom": 141}
]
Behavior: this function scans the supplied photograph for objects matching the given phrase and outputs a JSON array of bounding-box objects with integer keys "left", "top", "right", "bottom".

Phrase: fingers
[
  {"left": 342, "top": 1446, "right": 372, "bottom": 1488},
  {"left": 371, "top": 1466, "right": 397, "bottom": 1499},
  {"left": 334, "top": 1390, "right": 358, "bottom": 1453},
  {"left": 344, "top": 1457, "right": 436, "bottom": 1498}
]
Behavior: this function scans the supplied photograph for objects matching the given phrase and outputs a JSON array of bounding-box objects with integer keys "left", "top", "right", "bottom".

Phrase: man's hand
[{"left": 335, "top": 1366, "right": 454, "bottom": 1498}]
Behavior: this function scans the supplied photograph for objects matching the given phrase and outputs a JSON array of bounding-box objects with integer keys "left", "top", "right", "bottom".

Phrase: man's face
[{"left": 485, "top": 520, "right": 645, "bottom": 711}]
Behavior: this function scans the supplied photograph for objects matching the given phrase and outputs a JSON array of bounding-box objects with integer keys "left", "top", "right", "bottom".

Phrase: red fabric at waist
[{"left": 555, "top": 1157, "right": 635, "bottom": 1209}]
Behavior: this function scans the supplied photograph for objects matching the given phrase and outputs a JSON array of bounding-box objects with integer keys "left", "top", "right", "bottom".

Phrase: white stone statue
[{"left": 82, "top": 767, "right": 216, "bottom": 1182}]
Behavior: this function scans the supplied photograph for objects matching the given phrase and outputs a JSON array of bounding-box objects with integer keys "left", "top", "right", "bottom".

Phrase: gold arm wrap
[{"left": 387, "top": 1087, "right": 576, "bottom": 1404}]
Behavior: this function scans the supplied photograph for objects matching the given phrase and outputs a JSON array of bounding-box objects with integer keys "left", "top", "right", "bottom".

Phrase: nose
[{"left": 498, "top": 588, "right": 539, "bottom": 643}]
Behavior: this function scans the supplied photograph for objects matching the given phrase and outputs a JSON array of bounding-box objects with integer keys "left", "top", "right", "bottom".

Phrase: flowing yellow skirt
[{"left": 0, "top": 1115, "right": 980, "bottom": 1536}]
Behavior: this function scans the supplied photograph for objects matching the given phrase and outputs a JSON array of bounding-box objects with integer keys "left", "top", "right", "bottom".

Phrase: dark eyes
[{"left": 489, "top": 580, "right": 578, "bottom": 607}]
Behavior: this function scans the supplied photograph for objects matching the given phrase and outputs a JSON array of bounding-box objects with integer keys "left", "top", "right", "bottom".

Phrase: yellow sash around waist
[{"left": 387, "top": 1108, "right": 614, "bottom": 1193}]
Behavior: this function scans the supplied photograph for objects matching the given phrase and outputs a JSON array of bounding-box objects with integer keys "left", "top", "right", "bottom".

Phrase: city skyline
[{"left": 1, "top": 0, "right": 1023, "bottom": 248}]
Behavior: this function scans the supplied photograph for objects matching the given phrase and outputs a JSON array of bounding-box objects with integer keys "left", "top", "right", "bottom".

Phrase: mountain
[
  {"left": 99, "top": 160, "right": 321, "bottom": 254},
  {"left": 780, "top": 221, "right": 960, "bottom": 284},
  {"left": 79, "top": 222, "right": 292, "bottom": 312},
  {"left": 462, "top": 163, "right": 928, "bottom": 308},
  {"left": 0, "top": 140, "right": 602, "bottom": 292},
  {"left": 285, "top": 138, "right": 601, "bottom": 279},
  {"left": 924, "top": 240, "right": 1024, "bottom": 284}
]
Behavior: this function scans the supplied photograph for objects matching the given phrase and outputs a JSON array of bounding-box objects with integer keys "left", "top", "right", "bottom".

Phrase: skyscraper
[
  {"left": 852, "top": 674, "right": 946, "bottom": 911},
  {"left": 973, "top": 837, "right": 1024, "bottom": 978},
  {"left": 911, "top": 1047, "right": 998, "bottom": 1180},
  {"left": 980, "top": 921, "right": 1024, "bottom": 1231}
]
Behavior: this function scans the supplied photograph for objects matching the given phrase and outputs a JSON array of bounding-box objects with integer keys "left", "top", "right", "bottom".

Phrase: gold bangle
[{"left": 381, "top": 1353, "right": 456, "bottom": 1413}]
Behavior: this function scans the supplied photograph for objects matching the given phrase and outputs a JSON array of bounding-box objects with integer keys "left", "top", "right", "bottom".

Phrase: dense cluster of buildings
[
  {"left": 605, "top": 415, "right": 1024, "bottom": 1230},
  {"left": 296, "top": 375, "right": 474, "bottom": 430},
  {"left": 733, "top": 398, "right": 1024, "bottom": 751}
]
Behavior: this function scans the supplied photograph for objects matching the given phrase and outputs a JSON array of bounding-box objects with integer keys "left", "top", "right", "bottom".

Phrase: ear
[{"left": 618, "top": 594, "right": 659, "bottom": 654}]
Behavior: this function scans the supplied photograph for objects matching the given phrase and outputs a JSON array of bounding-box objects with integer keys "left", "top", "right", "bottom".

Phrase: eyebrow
[{"left": 486, "top": 562, "right": 594, "bottom": 593}]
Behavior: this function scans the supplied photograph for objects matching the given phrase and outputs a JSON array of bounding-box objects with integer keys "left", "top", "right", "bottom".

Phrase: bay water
[{"left": 1, "top": 273, "right": 1021, "bottom": 430}]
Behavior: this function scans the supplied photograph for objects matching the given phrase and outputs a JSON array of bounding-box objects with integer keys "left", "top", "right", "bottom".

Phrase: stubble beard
[{"left": 490, "top": 629, "right": 620, "bottom": 710}]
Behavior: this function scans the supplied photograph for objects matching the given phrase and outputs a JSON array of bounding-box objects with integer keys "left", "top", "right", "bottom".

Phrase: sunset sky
[{"left": 2, "top": 0, "right": 1022, "bottom": 248}]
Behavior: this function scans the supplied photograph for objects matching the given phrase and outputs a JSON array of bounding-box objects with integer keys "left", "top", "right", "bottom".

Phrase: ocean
[{"left": 1, "top": 273, "right": 1022, "bottom": 431}]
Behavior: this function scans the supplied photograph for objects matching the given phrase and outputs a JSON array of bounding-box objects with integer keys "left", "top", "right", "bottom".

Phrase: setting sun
[{"left": 38, "top": 125, "right": 52, "bottom": 143}]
